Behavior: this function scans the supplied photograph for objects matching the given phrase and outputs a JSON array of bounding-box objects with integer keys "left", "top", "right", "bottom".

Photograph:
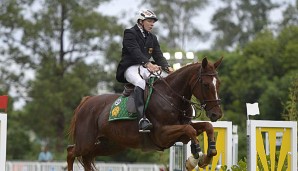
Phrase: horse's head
[{"left": 191, "top": 57, "right": 223, "bottom": 122}]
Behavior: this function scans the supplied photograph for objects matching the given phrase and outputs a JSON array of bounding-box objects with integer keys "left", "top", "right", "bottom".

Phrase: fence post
[
  {"left": 247, "top": 120, "right": 297, "bottom": 171},
  {"left": 169, "top": 142, "right": 186, "bottom": 171},
  {"left": 0, "top": 113, "right": 7, "bottom": 171},
  {"left": 232, "top": 125, "right": 238, "bottom": 165},
  {"left": 0, "top": 95, "right": 8, "bottom": 171}
]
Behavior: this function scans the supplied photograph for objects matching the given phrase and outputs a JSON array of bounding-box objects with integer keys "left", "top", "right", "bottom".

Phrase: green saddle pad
[
  {"left": 109, "top": 96, "right": 137, "bottom": 121},
  {"left": 109, "top": 77, "right": 155, "bottom": 122}
]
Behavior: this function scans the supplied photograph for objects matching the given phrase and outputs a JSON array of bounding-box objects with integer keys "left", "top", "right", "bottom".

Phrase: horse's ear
[
  {"left": 214, "top": 56, "right": 223, "bottom": 69},
  {"left": 202, "top": 57, "right": 208, "bottom": 69}
]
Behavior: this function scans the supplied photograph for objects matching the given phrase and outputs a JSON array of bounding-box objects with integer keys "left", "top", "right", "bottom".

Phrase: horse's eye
[{"left": 203, "top": 83, "right": 210, "bottom": 89}]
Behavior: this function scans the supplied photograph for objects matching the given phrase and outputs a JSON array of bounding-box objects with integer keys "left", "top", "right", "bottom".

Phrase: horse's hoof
[
  {"left": 198, "top": 163, "right": 208, "bottom": 168},
  {"left": 207, "top": 149, "right": 217, "bottom": 157},
  {"left": 185, "top": 156, "right": 199, "bottom": 171},
  {"left": 197, "top": 154, "right": 209, "bottom": 168}
]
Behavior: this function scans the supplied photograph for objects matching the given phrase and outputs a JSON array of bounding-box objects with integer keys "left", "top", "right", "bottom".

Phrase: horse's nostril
[{"left": 210, "top": 113, "right": 219, "bottom": 122}]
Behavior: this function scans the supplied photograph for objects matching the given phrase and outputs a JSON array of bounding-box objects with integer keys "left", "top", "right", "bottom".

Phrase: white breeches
[{"left": 124, "top": 65, "right": 168, "bottom": 90}]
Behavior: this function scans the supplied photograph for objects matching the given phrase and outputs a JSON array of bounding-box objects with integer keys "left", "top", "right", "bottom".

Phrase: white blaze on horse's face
[{"left": 212, "top": 76, "right": 219, "bottom": 101}]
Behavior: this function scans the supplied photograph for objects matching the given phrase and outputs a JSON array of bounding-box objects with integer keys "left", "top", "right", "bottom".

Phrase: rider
[{"left": 116, "top": 9, "right": 173, "bottom": 133}]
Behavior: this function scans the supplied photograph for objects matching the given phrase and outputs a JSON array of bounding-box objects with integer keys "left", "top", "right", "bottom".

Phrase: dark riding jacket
[{"left": 116, "top": 24, "right": 170, "bottom": 83}]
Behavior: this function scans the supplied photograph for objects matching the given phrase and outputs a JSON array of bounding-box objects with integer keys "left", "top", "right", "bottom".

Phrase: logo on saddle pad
[{"left": 109, "top": 96, "right": 138, "bottom": 121}]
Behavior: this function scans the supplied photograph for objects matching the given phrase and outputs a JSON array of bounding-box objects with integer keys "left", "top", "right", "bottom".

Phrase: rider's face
[{"left": 142, "top": 19, "right": 155, "bottom": 32}]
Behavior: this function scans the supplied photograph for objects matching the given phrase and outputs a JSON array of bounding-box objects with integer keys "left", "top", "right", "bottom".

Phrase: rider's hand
[
  {"left": 167, "top": 67, "right": 174, "bottom": 73},
  {"left": 162, "top": 66, "right": 174, "bottom": 74},
  {"left": 145, "top": 62, "right": 161, "bottom": 72}
]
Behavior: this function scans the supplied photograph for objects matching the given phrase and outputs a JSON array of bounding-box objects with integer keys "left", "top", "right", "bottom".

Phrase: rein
[
  {"left": 143, "top": 70, "right": 197, "bottom": 119},
  {"left": 148, "top": 78, "right": 197, "bottom": 119},
  {"left": 147, "top": 65, "right": 221, "bottom": 119}
]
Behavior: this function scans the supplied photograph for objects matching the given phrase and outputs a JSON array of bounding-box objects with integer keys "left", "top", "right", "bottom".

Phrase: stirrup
[
  {"left": 139, "top": 118, "right": 152, "bottom": 133},
  {"left": 139, "top": 129, "right": 151, "bottom": 133}
]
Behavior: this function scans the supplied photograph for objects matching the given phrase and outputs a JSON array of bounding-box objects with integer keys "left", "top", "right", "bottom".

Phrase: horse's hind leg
[
  {"left": 67, "top": 145, "right": 76, "bottom": 171},
  {"left": 81, "top": 154, "right": 96, "bottom": 171},
  {"left": 68, "top": 148, "right": 96, "bottom": 171}
]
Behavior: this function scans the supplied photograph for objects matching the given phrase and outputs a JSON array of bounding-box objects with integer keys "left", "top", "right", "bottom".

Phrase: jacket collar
[{"left": 134, "top": 24, "right": 150, "bottom": 39}]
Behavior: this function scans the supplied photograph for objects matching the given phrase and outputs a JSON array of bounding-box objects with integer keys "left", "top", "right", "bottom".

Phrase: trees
[
  {"left": 280, "top": 2, "right": 298, "bottom": 27},
  {"left": 279, "top": 25, "right": 298, "bottom": 122},
  {"left": 0, "top": 0, "right": 123, "bottom": 155},
  {"left": 211, "top": 0, "right": 280, "bottom": 50},
  {"left": 282, "top": 76, "right": 298, "bottom": 121},
  {"left": 219, "top": 24, "right": 298, "bottom": 122},
  {"left": 218, "top": 25, "right": 298, "bottom": 160}
]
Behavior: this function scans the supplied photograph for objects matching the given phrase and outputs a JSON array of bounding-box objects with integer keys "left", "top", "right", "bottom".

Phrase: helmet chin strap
[
  {"left": 138, "top": 21, "right": 149, "bottom": 36},
  {"left": 139, "top": 21, "right": 145, "bottom": 29}
]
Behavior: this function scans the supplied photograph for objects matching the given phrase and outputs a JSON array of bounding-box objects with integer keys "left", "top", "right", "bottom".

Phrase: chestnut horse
[{"left": 67, "top": 57, "right": 223, "bottom": 171}]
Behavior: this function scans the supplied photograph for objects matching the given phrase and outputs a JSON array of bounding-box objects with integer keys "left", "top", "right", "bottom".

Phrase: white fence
[
  {"left": 5, "top": 161, "right": 165, "bottom": 171},
  {"left": 247, "top": 120, "right": 297, "bottom": 171}
]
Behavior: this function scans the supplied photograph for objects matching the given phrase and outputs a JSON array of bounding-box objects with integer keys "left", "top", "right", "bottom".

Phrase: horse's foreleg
[
  {"left": 159, "top": 124, "right": 199, "bottom": 146},
  {"left": 158, "top": 124, "right": 203, "bottom": 171},
  {"left": 67, "top": 145, "right": 76, "bottom": 171},
  {"left": 191, "top": 122, "right": 217, "bottom": 156},
  {"left": 189, "top": 122, "right": 217, "bottom": 168}
]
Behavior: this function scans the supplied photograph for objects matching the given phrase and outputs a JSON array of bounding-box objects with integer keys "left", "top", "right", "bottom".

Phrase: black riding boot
[{"left": 134, "top": 86, "right": 153, "bottom": 132}]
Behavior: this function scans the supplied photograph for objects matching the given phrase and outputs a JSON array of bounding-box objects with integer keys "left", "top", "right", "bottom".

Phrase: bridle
[
  {"left": 191, "top": 66, "right": 221, "bottom": 112},
  {"left": 148, "top": 65, "right": 221, "bottom": 119}
]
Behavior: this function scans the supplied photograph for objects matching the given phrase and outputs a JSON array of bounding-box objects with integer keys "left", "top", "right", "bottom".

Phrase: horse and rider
[{"left": 66, "top": 9, "right": 223, "bottom": 171}]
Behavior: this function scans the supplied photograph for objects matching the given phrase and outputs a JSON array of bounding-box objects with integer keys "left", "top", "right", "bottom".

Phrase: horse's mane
[
  {"left": 68, "top": 96, "right": 92, "bottom": 142},
  {"left": 164, "top": 62, "right": 200, "bottom": 82}
]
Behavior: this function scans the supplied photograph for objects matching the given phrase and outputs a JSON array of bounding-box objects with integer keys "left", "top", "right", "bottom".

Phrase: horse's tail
[{"left": 68, "top": 96, "right": 92, "bottom": 142}]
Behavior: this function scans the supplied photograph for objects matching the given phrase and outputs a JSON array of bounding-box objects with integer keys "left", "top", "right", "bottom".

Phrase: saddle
[
  {"left": 122, "top": 83, "right": 135, "bottom": 97},
  {"left": 108, "top": 79, "right": 155, "bottom": 121}
]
